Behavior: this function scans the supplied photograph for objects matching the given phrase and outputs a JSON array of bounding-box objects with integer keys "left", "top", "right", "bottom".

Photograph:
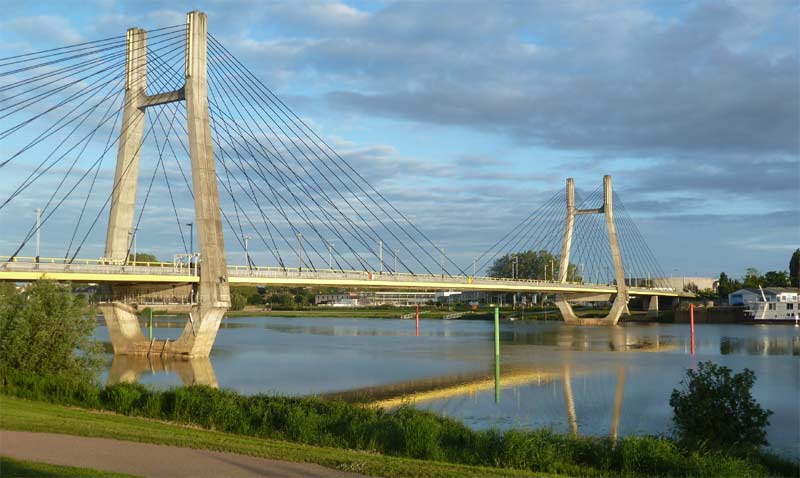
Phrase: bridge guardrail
[{"left": 0, "top": 256, "right": 676, "bottom": 293}]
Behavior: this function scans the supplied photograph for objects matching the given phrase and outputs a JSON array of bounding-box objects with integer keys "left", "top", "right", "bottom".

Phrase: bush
[
  {"left": 1, "top": 369, "right": 796, "bottom": 477},
  {"left": 0, "top": 281, "right": 101, "bottom": 382},
  {"left": 670, "top": 361, "right": 772, "bottom": 453},
  {"left": 230, "top": 291, "right": 247, "bottom": 311}
]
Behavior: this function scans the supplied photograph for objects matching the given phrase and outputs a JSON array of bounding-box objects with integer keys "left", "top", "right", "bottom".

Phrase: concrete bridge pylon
[
  {"left": 555, "top": 175, "right": 630, "bottom": 325},
  {"left": 98, "top": 11, "right": 230, "bottom": 357}
]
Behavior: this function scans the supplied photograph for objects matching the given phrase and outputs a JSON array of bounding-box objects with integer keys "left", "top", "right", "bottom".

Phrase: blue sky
[{"left": 0, "top": 0, "right": 797, "bottom": 278}]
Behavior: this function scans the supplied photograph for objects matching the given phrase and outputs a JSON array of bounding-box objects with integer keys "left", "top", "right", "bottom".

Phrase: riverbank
[
  {"left": 2, "top": 372, "right": 795, "bottom": 478},
  {"left": 0, "top": 395, "right": 546, "bottom": 478}
]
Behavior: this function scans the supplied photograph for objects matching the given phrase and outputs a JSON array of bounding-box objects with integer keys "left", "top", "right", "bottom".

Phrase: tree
[
  {"left": 670, "top": 361, "right": 772, "bottom": 453},
  {"left": 742, "top": 268, "right": 763, "bottom": 288},
  {"left": 790, "top": 249, "right": 800, "bottom": 288},
  {"left": 487, "top": 250, "right": 580, "bottom": 282},
  {"left": 0, "top": 281, "right": 101, "bottom": 382},
  {"left": 230, "top": 290, "right": 247, "bottom": 311},
  {"left": 131, "top": 252, "right": 158, "bottom": 263},
  {"left": 716, "top": 272, "right": 741, "bottom": 298},
  {"left": 762, "top": 270, "right": 790, "bottom": 287}
]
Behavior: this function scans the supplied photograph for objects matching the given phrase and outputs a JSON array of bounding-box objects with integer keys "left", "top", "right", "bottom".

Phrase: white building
[
  {"left": 729, "top": 287, "right": 799, "bottom": 305},
  {"left": 315, "top": 292, "right": 360, "bottom": 307}
]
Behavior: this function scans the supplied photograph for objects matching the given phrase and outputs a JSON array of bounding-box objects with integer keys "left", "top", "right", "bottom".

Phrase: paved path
[{"left": 0, "top": 431, "right": 362, "bottom": 477}]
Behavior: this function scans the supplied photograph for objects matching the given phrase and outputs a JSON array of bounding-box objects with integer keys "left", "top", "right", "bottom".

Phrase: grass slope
[
  {"left": 0, "top": 456, "right": 135, "bottom": 477},
  {"left": 0, "top": 396, "right": 547, "bottom": 478}
]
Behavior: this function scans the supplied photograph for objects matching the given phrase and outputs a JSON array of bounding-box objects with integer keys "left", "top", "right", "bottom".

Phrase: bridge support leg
[
  {"left": 97, "top": 303, "right": 147, "bottom": 354},
  {"left": 646, "top": 295, "right": 659, "bottom": 318}
]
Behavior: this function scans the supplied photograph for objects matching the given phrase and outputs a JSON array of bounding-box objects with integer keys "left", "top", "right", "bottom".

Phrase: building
[
  {"left": 315, "top": 292, "right": 360, "bottom": 307},
  {"left": 649, "top": 277, "right": 718, "bottom": 292},
  {"left": 729, "top": 287, "right": 800, "bottom": 306}
]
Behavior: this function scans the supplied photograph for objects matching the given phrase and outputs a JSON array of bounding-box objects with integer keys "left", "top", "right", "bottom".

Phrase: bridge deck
[{"left": 0, "top": 257, "right": 682, "bottom": 296}]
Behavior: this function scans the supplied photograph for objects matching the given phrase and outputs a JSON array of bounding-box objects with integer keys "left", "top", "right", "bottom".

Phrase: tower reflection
[{"left": 107, "top": 354, "right": 218, "bottom": 387}]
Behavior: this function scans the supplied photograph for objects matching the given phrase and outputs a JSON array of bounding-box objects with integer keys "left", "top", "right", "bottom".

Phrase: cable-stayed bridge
[{"left": 0, "top": 11, "right": 686, "bottom": 357}]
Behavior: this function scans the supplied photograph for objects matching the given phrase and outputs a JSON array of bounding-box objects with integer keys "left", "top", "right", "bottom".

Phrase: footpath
[{"left": 0, "top": 430, "right": 361, "bottom": 477}]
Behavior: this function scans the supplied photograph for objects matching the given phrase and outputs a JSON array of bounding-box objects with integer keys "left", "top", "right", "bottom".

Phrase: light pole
[
  {"left": 185, "top": 222, "right": 193, "bottom": 257},
  {"left": 328, "top": 242, "right": 333, "bottom": 270},
  {"left": 296, "top": 233, "right": 303, "bottom": 273},
  {"left": 473, "top": 258, "right": 477, "bottom": 278},
  {"left": 34, "top": 208, "right": 41, "bottom": 263},
  {"left": 379, "top": 240, "right": 383, "bottom": 275},
  {"left": 441, "top": 247, "right": 445, "bottom": 277},
  {"left": 243, "top": 234, "right": 252, "bottom": 269},
  {"left": 128, "top": 227, "right": 139, "bottom": 264}
]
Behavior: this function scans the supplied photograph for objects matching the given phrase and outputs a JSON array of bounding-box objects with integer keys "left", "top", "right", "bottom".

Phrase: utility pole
[
  {"left": 128, "top": 227, "right": 138, "bottom": 264},
  {"left": 185, "top": 222, "right": 193, "bottom": 257},
  {"left": 379, "top": 240, "right": 383, "bottom": 275},
  {"left": 296, "top": 233, "right": 303, "bottom": 273},
  {"left": 34, "top": 208, "right": 41, "bottom": 263},
  {"left": 243, "top": 234, "right": 252, "bottom": 269}
]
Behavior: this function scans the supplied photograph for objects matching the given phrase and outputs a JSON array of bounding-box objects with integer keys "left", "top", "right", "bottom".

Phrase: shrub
[
  {"left": 2, "top": 368, "right": 796, "bottom": 477},
  {"left": 0, "top": 281, "right": 101, "bottom": 382},
  {"left": 670, "top": 361, "right": 772, "bottom": 453}
]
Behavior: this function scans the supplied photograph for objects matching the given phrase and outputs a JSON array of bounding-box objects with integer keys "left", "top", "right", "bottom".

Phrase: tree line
[{"left": 716, "top": 248, "right": 800, "bottom": 297}]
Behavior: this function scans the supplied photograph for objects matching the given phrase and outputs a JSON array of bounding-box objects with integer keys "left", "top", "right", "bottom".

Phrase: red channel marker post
[
  {"left": 415, "top": 304, "right": 420, "bottom": 337},
  {"left": 690, "top": 303, "right": 695, "bottom": 356}
]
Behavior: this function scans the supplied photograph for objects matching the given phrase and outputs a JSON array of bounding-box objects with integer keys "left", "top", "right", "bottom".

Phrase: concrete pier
[
  {"left": 101, "top": 11, "right": 229, "bottom": 358},
  {"left": 556, "top": 176, "right": 630, "bottom": 325}
]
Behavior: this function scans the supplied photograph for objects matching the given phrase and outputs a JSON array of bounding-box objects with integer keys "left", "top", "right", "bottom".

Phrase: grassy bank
[
  {"left": 0, "top": 396, "right": 544, "bottom": 478},
  {"left": 2, "top": 371, "right": 796, "bottom": 478},
  {"left": 0, "top": 456, "right": 135, "bottom": 478}
]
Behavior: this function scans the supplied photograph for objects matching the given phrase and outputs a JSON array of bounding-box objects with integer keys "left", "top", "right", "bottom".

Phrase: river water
[{"left": 95, "top": 317, "right": 800, "bottom": 458}]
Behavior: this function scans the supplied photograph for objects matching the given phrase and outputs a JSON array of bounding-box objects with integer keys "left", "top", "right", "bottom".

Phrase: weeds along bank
[{"left": 1, "top": 370, "right": 796, "bottom": 478}]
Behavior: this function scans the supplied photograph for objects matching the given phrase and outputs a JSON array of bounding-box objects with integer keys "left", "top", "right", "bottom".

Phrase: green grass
[
  {"left": 0, "top": 455, "right": 135, "bottom": 477},
  {"left": 0, "top": 395, "right": 545, "bottom": 478},
  {"left": 2, "top": 371, "right": 796, "bottom": 478}
]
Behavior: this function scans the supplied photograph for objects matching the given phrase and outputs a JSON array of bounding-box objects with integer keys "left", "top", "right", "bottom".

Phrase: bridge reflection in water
[
  {"left": 107, "top": 354, "right": 629, "bottom": 442},
  {"left": 107, "top": 355, "right": 218, "bottom": 387}
]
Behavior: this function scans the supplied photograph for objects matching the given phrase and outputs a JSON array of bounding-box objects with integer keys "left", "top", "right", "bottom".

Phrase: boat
[{"left": 743, "top": 286, "right": 800, "bottom": 322}]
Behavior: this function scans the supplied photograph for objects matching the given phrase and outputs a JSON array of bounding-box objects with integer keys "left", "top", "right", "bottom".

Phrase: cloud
[{"left": 2, "top": 16, "right": 85, "bottom": 46}]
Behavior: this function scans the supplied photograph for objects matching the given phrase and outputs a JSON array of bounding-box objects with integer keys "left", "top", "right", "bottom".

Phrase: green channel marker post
[{"left": 494, "top": 306, "right": 500, "bottom": 404}]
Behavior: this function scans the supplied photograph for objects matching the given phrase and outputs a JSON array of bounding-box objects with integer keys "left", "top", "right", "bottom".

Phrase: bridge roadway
[{"left": 0, "top": 256, "right": 682, "bottom": 297}]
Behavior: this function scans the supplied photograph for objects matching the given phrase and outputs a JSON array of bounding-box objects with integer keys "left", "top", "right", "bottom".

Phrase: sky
[{"left": 0, "top": 0, "right": 798, "bottom": 279}]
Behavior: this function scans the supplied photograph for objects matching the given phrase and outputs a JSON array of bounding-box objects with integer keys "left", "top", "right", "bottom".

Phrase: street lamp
[
  {"left": 243, "top": 234, "right": 252, "bottom": 269},
  {"left": 185, "top": 222, "right": 193, "bottom": 267},
  {"left": 185, "top": 222, "right": 193, "bottom": 254},
  {"left": 128, "top": 227, "right": 139, "bottom": 264},
  {"left": 34, "top": 208, "right": 41, "bottom": 263},
  {"left": 296, "top": 233, "right": 303, "bottom": 273}
]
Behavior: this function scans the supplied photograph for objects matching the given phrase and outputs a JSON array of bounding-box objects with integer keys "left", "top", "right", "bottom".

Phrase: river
[{"left": 95, "top": 317, "right": 800, "bottom": 458}]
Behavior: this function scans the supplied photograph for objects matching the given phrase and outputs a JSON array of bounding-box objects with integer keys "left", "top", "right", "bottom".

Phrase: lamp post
[
  {"left": 185, "top": 222, "right": 193, "bottom": 255},
  {"left": 379, "top": 240, "right": 383, "bottom": 275},
  {"left": 328, "top": 242, "right": 333, "bottom": 270},
  {"left": 296, "top": 233, "right": 303, "bottom": 273},
  {"left": 128, "top": 227, "right": 139, "bottom": 264},
  {"left": 243, "top": 234, "right": 252, "bottom": 269},
  {"left": 34, "top": 208, "right": 41, "bottom": 263}
]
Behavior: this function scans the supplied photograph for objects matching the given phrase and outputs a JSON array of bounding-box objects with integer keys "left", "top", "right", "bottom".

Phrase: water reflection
[
  {"left": 94, "top": 317, "right": 799, "bottom": 458},
  {"left": 107, "top": 354, "right": 218, "bottom": 387}
]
